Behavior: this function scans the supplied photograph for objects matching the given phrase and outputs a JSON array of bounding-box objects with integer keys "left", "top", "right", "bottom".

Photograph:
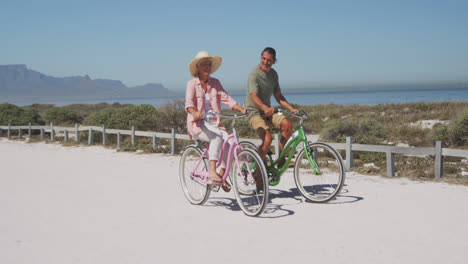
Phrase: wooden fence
[{"left": 1, "top": 123, "right": 467, "bottom": 179}]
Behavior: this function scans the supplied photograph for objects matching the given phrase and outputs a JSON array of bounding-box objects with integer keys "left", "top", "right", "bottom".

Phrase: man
[{"left": 244, "top": 47, "right": 298, "bottom": 170}]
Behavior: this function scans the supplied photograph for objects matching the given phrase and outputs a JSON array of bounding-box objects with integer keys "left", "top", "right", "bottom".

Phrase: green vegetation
[
  {"left": 1, "top": 100, "right": 467, "bottom": 183},
  {"left": 448, "top": 110, "right": 468, "bottom": 146},
  {"left": 44, "top": 107, "right": 82, "bottom": 125},
  {"left": 4, "top": 101, "right": 467, "bottom": 149},
  {"left": 0, "top": 103, "right": 44, "bottom": 125}
]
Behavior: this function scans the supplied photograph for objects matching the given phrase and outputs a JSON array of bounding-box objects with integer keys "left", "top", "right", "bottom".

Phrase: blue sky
[{"left": 1, "top": 0, "right": 468, "bottom": 91}]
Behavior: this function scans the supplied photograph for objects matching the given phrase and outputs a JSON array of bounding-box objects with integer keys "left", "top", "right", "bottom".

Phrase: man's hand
[
  {"left": 263, "top": 106, "right": 275, "bottom": 117},
  {"left": 290, "top": 108, "right": 299, "bottom": 114}
]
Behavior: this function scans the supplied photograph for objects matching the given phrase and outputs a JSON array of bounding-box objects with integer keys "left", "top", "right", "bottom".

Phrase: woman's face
[{"left": 196, "top": 59, "right": 212, "bottom": 78}]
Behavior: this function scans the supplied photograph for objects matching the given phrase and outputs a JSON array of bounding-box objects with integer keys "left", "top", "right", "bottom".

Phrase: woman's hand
[
  {"left": 240, "top": 107, "right": 248, "bottom": 115},
  {"left": 233, "top": 105, "right": 248, "bottom": 115},
  {"left": 191, "top": 111, "right": 204, "bottom": 120}
]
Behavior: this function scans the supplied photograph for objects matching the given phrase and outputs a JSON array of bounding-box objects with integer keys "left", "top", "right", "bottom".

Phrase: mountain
[{"left": 0, "top": 64, "right": 175, "bottom": 100}]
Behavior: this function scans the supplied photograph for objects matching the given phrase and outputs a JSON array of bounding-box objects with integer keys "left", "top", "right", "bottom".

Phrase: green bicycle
[{"left": 240, "top": 109, "right": 345, "bottom": 203}]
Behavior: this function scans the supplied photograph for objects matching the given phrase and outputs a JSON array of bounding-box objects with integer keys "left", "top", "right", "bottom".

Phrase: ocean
[{"left": 4, "top": 88, "right": 468, "bottom": 107}]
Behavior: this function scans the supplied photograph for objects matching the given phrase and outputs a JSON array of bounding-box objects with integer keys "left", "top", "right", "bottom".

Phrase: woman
[{"left": 185, "top": 51, "right": 247, "bottom": 192}]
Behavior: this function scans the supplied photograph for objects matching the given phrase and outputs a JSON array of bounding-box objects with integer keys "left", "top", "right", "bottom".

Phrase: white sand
[
  {"left": 1, "top": 138, "right": 468, "bottom": 264},
  {"left": 408, "top": 119, "right": 450, "bottom": 129}
]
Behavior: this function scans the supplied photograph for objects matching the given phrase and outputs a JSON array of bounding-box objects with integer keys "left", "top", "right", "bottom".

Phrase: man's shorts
[{"left": 249, "top": 113, "right": 286, "bottom": 131}]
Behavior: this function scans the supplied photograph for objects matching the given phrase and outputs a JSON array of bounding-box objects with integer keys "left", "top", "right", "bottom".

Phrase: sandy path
[{"left": 1, "top": 138, "right": 467, "bottom": 263}]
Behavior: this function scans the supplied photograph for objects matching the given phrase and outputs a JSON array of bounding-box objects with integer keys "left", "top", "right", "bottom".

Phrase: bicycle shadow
[
  {"left": 206, "top": 184, "right": 363, "bottom": 218},
  {"left": 206, "top": 196, "right": 297, "bottom": 218}
]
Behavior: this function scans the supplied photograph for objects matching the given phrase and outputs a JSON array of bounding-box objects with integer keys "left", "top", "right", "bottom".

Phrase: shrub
[
  {"left": 156, "top": 98, "right": 187, "bottom": 133},
  {"left": 320, "top": 119, "right": 359, "bottom": 143},
  {"left": 44, "top": 107, "right": 82, "bottom": 125},
  {"left": 83, "top": 104, "right": 159, "bottom": 131},
  {"left": 0, "top": 103, "right": 43, "bottom": 125},
  {"left": 355, "top": 118, "right": 387, "bottom": 144},
  {"left": 428, "top": 123, "right": 449, "bottom": 144},
  {"left": 448, "top": 110, "right": 468, "bottom": 146}
]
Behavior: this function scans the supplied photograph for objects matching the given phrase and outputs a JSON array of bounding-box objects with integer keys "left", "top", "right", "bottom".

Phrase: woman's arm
[
  {"left": 186, "top": 107, "right": 203, "bottom": 120},
  {"left": 185, "top": 81, "right": 203, "bottom": 120},
  {"left": 232, "top": 104, "right": 247, "bottom": 114}
]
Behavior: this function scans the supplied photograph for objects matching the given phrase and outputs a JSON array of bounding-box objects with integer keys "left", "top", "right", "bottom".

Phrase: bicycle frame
[
  {"left": 189, "top": 112, "right": 254, "bottom": 186},
  {"left": 266, "top": 110, "right": 321, "bottom": 185}
]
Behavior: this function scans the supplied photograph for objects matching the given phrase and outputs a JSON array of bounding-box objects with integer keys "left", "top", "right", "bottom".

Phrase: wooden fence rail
[{"left": 1, "top": 123, "right": 467, "bottom": 178}]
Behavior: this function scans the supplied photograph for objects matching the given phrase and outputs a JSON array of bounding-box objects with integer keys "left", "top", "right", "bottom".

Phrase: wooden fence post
[
  {"left": 152, "top": 135, "right": 159, "bottom": 151},
  {"left": 435, "top": 141, "right": 443, "bottom": 179},
  {"left": 28, "top": 122, "right": 32, "bottom": 140},
  {"left": 75, "top": 123, "right": 80, "bottom": 143},
  {"left": 50, "top": 122, "right": 55, "bottom": 141},
  {"left": 8, "top": 123, "right": 11, "bottom": 138},
  {"left": 171, "top": 128, "right": 177, "bottom": 154},
  {"left": 64, "top": 130, "right": 69, "bottom": 142},
  {"left": 131, "top": 126, "right": 135, "bottom": 146},
  {"left": 0, "top": 127, "right": 2, "bottom": 137},
  {"left": 274, "top": 134, "right": 280, "bottom": 159},
  {"left": 102, "top": 124, "right": 107, "bottom": 145},
  {"left": 346, "top": 136, "right": 354, "bottom": 170},
  {"left": 40, "top": 128, "right": 44, "bottom": 140},
  {"left": 88, "top": 128, "right": 93, "bottom": 145},
  {"left": 117, "top": 132, "right": 122, "bottom": 149},
  {"left": 386, "top": 149, "right": 395, "bottom": 177},
  {"left": 18, "top": 128, "right": 22, "bottom": 139}
]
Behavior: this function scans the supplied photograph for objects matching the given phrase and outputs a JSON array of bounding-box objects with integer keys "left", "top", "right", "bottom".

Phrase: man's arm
[
  {"left": 250, "top": 93, "right": 275, "bottom": 117},
  {"left": 274, "top": 91, "right": 298, "bottom": 113}
]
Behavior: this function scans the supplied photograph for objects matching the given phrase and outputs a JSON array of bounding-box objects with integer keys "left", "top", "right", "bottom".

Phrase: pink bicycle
[{"left": 179, "top": 110, "right": 269, "bottom": 216}]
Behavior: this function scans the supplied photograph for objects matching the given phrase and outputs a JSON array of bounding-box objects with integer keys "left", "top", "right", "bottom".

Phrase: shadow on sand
[{"left": 206, "top": 184, "right": 363, "bottom": 218}]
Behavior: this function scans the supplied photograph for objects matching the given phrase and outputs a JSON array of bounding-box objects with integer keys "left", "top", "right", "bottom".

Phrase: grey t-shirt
[{"left": 244, "top": 66, "right": 281, "bottom": 120}]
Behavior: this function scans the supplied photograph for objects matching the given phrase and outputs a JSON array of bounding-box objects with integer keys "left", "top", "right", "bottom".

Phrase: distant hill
[{"left": 0, "top": 64, "right": 175, "bottom": 100}]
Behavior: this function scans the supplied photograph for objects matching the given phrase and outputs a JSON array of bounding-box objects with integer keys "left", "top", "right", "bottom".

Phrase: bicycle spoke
[
  {"left": 294, "top": 143, "right": 345, "bottom": 203},
  {"left": 179, "top": 146, "right": 210, "bottom": 205}
]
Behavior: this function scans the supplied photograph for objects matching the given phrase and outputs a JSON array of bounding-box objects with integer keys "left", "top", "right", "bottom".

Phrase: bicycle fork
[{"left": 303, "top": 142, "right": 321, "bottom": 175}]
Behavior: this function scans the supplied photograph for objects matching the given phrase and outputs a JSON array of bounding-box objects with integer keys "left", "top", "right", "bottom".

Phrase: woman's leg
[{"left": 194, "top": 123, "right": 224, "bottom": 182}]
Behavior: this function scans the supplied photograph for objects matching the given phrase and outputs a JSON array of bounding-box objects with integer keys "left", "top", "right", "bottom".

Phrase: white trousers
[{"left": 194, "top": 121, "right": 233, "bottom": 169}]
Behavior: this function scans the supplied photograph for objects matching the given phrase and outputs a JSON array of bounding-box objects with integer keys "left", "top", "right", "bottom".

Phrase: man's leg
[
  {"left": 256, "top": 127, "right": 272, "bottom": 162},
  {"left": 277, "top": 118, "right": 293, "bottom": 169},
  {"left": 249, "top": 116, "right": 271, "bottom": 190}
]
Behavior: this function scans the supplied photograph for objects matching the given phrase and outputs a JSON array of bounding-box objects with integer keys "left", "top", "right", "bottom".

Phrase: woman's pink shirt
[{"left": 185, "top": 77, "right": 237, "bottom": 139}]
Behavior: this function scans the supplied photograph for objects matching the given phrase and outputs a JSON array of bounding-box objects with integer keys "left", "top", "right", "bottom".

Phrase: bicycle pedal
[{"left": 211, "top": 184, "right": 220, "bottom": 192}]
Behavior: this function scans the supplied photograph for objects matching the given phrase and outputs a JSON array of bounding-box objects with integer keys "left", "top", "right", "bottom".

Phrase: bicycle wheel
[
  {"left": 238, "top": 141, "right": 259, "bottom": 151},
  {"left": 294, "top": 142, "right": 345, "bottom": 203},
  {"left": 230, "top": 141, "right": 259, "bottom": 183},
  {"left": 231, "top": 148, "right": 269, "bottom": 216},
  {"left": 179, "top": 145, "right": 211, "bottom": 205}
]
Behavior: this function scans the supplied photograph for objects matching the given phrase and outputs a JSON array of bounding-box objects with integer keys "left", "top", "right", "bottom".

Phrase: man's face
[
  {"left": 259, "top": 52, "right": 275, "bottom": 73},
  {"left": 197, "top": 59, "right": 212, "bottom": 77}
]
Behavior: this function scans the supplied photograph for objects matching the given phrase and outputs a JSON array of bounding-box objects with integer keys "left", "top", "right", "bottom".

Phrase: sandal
[{"left": 221, "top": 181, "right": 231, "bottom": 192}]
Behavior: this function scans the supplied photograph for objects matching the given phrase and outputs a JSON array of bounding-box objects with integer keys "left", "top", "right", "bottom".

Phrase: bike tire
[
  {"left": 294, "top": 142, "right": 345, "bottom": 203},
  {"left": 179, "top": 145, "right": 211, "bottom": 205},
  {"left": 238, "top": 141, "right": 259, "bottom": 151},
  {"left": 231, "top": 148, "right": 269, "bottom": 217}
]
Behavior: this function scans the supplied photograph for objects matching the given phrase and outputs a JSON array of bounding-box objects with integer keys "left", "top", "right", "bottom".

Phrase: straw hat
[{"left": 188, "top": 51, "right": 222, "bottom": 77}]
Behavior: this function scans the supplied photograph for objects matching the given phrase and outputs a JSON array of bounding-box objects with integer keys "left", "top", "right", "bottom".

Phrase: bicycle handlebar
[
  {"left": 207, "top": 110, "right": 248, "bottom": 119},
  {"left": 274, "top": 108, "right": 308, "bottom": 119}
]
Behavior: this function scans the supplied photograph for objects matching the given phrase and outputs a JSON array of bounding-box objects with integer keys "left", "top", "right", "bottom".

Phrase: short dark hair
[
  {"left": 260, "top": 47, "right": 277, "bottom": 63},
  {"left": 261, "top": 47, "right": 276, "bottom": 62}
]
